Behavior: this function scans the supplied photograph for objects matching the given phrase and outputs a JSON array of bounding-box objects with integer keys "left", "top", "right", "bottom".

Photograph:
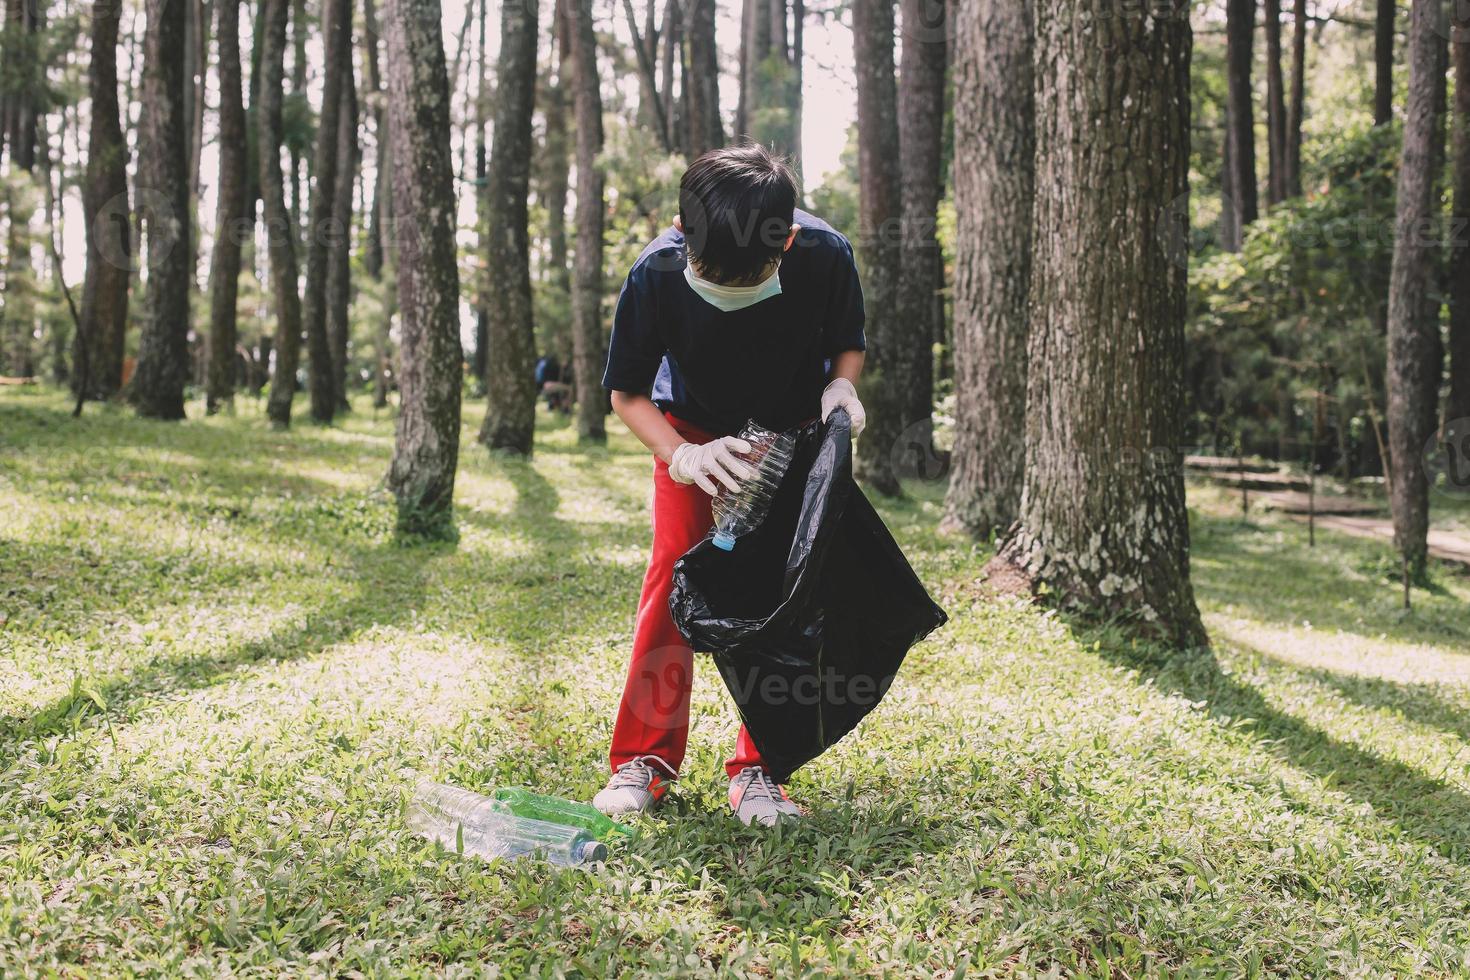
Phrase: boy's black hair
[{"left": 678, "top": 142, "right": 798, "bottom": 285}]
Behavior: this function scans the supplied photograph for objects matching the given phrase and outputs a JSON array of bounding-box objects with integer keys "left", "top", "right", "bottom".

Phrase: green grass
[{"left": 3, "top": 387, "right": 1470, "bottom": 976}]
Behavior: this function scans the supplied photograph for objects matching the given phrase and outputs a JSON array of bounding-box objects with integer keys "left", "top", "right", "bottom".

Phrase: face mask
[{"left": 683, "top": 260, "right": 783, "bottom": 312}]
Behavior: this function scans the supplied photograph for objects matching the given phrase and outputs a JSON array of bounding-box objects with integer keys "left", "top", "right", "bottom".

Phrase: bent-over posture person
[{"left": 594, "top": 143, "right": 868, "bottom": 827}]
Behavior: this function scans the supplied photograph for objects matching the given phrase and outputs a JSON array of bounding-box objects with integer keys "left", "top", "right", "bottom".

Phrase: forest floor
[{"left": 3, "top": 387, "right": 1470, "bottom": 976}]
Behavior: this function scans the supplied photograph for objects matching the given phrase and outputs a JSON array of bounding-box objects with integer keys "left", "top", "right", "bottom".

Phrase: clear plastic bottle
[
  {"left": 711, "top": 421, "right": 797, "bottom": 551},
  {"left": 492, "top": 787, "right": 632, "bottom": 839},
  {"left": 409, "top": 781, "right": 607, "bottom": 866}
]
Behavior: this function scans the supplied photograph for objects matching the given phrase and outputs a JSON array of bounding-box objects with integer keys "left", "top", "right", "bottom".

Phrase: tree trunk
[
  {"left": 301, "top": 0, "right": 349, "bottom": 423},
  {"left": 1284, "top": 0, "right": 1305, "bottom": 197},
  {"left": 892, "top": 0, "right": 944, "bottom": 473},
  {"left": 384, "top": 0, "right": 464, "bottom": 539},
  {"left": 685, "top": 0, "right": 722, "bottom": 155},
  {"left": 471, "top": 0, "right": 489, "bottom": 384},
  {"left": 995, "top": 0, "right": 1207, "bottom": 648},
  {"left": 289, "top": 0, "right": 306, "bottom": 235},
  {"left": 479, "top": 0, "right": 539, "bottom": 454},
  {"left": 259, "top": 0, "right": 304, "bottom": 427},
  {"left": 1264, "top": 0, "right": 1286, "bottom": 205},
  {"left": 568, "top": 0, "right": 606, "bottom": 443},
  {"left": 375, "top": 146, "right": 397, "bottom": 409},
  {"left": 129, "top": 0, "right": 192, "bottom": 419},
  {"left": 207, "top": 0, "right": 247, "bottom": 414},
  {"left": 851, "top": 0, "right": 903, "bottom": 496},
  {"left": 363, "top": 0, "right": 387, "bottom": 280},
  {"left": 539, "top": 1, "right": 572, "bottom": 363},
  {"left": 625, "top": 0, "right": 670, "bottom": 147},
  {"left": 1448, "top": 5, "right": 1470, "bottom": 426},
  {"left": 1223, "top": 0, "right": 1257, "bottom": 249},
  {"left": 76, "top": 0, "right": 131, "bottom": 401},
  {"left": 941, "top": 0, "right": 1032, "bottom": 538},
  {"left": 1384, "top": 0, "right": 1446, "bottom": 583},
  {"left": 327, "top": 44, "right": 358, "bottom": 413},
  {"left": 662, "top": 0, "right": 681, "bottom": 148},
  {"left": 1375, "top": 0, "right": 1395, "bottom": 126}
]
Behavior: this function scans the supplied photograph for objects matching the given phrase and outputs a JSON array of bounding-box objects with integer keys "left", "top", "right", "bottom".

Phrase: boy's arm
[
  {"left": 611, "top": 390, "right": 687, "bottom": 464},
  {"left": 830, "top": 349, "right": 865, "bottom": 385}
]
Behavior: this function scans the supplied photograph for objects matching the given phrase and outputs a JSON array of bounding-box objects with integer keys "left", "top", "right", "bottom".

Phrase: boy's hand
[
  {"left": 669, "top": 438, "right": 756, "bottom": 495},
  {"left": 821, "top": 379, "right": 867, "bottom": 436}
]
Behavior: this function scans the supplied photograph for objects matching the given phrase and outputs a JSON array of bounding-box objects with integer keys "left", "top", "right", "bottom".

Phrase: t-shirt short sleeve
[
  {"left": 822, "top": 238, "right": 867, "bottom": 356},
  {"left": 602, "top": 263, "right": 666, "bottom": 393}
]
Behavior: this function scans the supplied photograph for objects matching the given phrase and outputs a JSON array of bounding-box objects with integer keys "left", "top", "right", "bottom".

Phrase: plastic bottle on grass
[
  {"left": 492, "top": 787, "right": 632, "bottom": 839},
  {"left": 711, "top": 420, "right": 797, "bottom": 551},
  {"left": 410, "top": 781, "right": 607, "bottom": 866}
]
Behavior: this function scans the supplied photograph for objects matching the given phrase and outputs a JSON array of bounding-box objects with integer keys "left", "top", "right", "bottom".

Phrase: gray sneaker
[
  {"left": 728, "top": 767, "right": 801, "bottom": 827},
  {"left": 593, "top": 756, "right": 670, "bottom": 817}
]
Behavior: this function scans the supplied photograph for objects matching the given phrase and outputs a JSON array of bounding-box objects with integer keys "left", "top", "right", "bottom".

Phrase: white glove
[
  {"left": 668, "top": 437, "right": 755, "bottom": 495},
  {"left": 820, "top": 378, "right": 866, "bottom": 436}
]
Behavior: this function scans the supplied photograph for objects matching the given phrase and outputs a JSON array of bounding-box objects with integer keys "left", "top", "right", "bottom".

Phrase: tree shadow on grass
[
  {"left": 0, "top": 540, "right": 439, "bottom": 751},
  {"left": 1190, "top": 510, "right": 1470, "bottom": 649},
  {"left": 1093, "top": 633, "right": 1470, "bottom": 863},
  {"left": 1291, "top": 665, "right": 1470, "bottom": 749}
]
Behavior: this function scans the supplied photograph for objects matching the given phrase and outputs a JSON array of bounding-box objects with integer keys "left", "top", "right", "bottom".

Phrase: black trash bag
[{"left": 669, "top": 410, "right": 948, "bottom": 782}]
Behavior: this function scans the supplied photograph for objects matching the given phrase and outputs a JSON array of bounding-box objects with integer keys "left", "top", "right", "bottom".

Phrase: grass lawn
[{"left": 3, "top": 388, "right": 1470, "bottom": 976}]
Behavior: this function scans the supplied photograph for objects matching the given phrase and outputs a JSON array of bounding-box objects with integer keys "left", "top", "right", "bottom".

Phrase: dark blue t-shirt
[{"left": 602, "top": 208, "right": 866, "bottom": 436}]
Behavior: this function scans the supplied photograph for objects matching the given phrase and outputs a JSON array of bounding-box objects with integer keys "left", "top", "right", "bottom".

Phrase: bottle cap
[
  {"left": 712, "top": 532, "right": 736, "bottom": 551},
  {"left": 579, "top": 840, "right": 609, "bottom": 863}
]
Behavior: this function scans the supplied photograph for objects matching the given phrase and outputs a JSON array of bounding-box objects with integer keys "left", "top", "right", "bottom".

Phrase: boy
[{"left": 594, "top": 143, "right": 867, "bottom": 827}]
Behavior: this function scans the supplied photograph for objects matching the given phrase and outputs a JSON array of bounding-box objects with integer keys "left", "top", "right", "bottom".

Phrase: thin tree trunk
[
  {"left": 851, "top": 0, "right": 903, "bottom": 496},
  {"left": 384, "top": 0, "right": 464, "bottom": 538},
  {"left": 1448, "top": 5, "right": 1470, "bottom": 426},
  {"left": 995, "top": 0, "right": 1207, "bottom": 648},
  {"left": 207, "top": 0, "right": 247, "bottom": 414},
  {"left": 363, "top": 0, "right": 387, "bottom": 280},
  {"left": 568, "top": 0, "right": 606, "bottom": 442},
  {"left": 289, "top": 0, "right": 306, "bottom": 236},
  {"left": 260, "top": 0, "right": 304, "bottom": 427},
  {"left": 893, "top": 0, "right": 944, "bottom": 473},
  {"left": 661, "top": 0, "right": 681, "bottom": 150},
  {"left": 77, "top": 0, "right": 131, "bottom": 401},
  {"left": 941, "top": 0, "right": 1031, "bottom": 537},
  {"left": 1264, "top": 0, "right": 1286, "bottom": 205},
  {"left": 301, "top": 0, "right": 349, "bottom": 423},
  {"left": 1374, "top": 0, "right": 1395, "bottom": 126},
  {"left": 327, "top": 42, "right": 358, "bottom": 413},
  {"left": 129, "top": 0, "right": 192, "bottom": 419},
  {"left": 1385, "top": 0, "right": 1447, "bottom": 583},
  {"left": 1224, "top": 0, "right": 1258, "bottom": 249},
  {"left": 684, "top": 0, "right": 722, "bottom": 155},
  {"left": 1284, "top": 0, "right": 1305, "bottom": 197},
  {"left": 479, "top": 0, "right": 539, "bottom": 454},
  {"left": 471, "top": 0, "right": 488, "bottom": 383}
]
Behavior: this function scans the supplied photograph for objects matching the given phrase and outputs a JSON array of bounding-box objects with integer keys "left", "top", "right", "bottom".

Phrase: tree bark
[
  {"left": 471, "top": 0, "right": 488, "bottom": 384},
  {"left": 893, "top": 0, "right": 944, "bottom": 473},
  {"left": 995, "top": 0, "right": 1207, "bottom": 648},
  {"left": 539, "top": 1, "right": 572, "bottom": 363},
  {"left": 661, "top": 0, "right": 681, "bottom": 149},
  {"left": 207, "top": 0, "right": 247, "bottom": 414},
  {"left": 1264, "top": 0, "right": 1286, "bottom": 205},
  {"left": 684, "top": 0, "right": 722, "bottom": 155},
  {"left": 1374, "top": 0, "right": 1395, "bottom": 126},
  {"left": 941, "top": 0, "right": 1032, "bottom": 538},
  {"left": 479, "top": 0, "right": 539, "bottom": 454},
  {"left": 384, "top": 0, "right": 465, "bottom": 539},
  {"left": 363, "top": 0, "right": 387, "bottom": 281},
  {"left": 1284, "top": 0, "right": 1305, "bottom": 197},
  {"left": 1448, "top": 4, "right": 1470, "bottom": 425},
  {"left": 129, "top": 0, "right": 192, "bottom": 419},
  {"left": 1385, "top": 0, "right": 1446, "bottom": 583},
  {"left": 568, "top": 0, "right": 606, "bottom": 442},
  {"left": 259, "top": 0, "right": 304, "bottom": 427},
  {"left": 76, "top": 0, "right": 131, "bottom": 401},
  {"left": 301, "top": 0, "right": 350, "bottom": 423},
  {"left": 327, "top": 40, "right": 358, "bottom": 413},
  {"left": 1223, "top": 0, "right": 1258, "bottom": 249},
  {"left": 851, "top": 0, "right": 903, "bottom": 496}
]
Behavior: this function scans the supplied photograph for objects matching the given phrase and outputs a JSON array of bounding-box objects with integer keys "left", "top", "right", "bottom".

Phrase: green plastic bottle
[{"left": 492, "top": 787, "right": 632, "bottom": 839}]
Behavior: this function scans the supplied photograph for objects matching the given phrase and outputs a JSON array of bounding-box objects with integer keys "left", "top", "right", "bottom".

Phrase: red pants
[{"left": 609, "top": 414, "right": 767, "bottom": 780}]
